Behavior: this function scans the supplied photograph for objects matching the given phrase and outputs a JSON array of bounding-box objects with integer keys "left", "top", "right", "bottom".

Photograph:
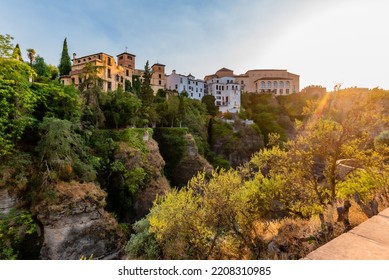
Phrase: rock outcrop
[
  {"left": 114, "top": 132, "right": 171, "bottom": 221},
  {"left": 36, "top": 181, "right": 125, "bottom": 260},
  {"left": 171, "top": 133, "right": 213, "bottom": 187},
  {"left": 0, "top": 188, "right": 17, "bottom": 215}
]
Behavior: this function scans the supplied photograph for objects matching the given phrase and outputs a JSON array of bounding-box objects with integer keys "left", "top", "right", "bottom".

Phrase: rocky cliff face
[
  {"left": 171, "top": 133, "right": 213, "bottom": 187},
  {"left": 212, "top": 120, "right": 264, "bottom": 167},
  {"left": 36, "top": 181, "right": 125, "bottom": 260},
  {"left": 113, "top": 132, "right": 171, "bottom": 221},
  {"left": 0, "top": 188, "right": 17, "bottom": 215}
]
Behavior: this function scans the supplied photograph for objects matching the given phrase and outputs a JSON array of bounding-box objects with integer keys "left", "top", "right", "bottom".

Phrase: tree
[
  {"left": 26, "top": 48, "right": 36, "bottom": 66},
  {"left": 201, "top": 95, "right": 218, "bottom": 117},
  {"left": 0, "top": 34, "right": 14, "bottom": 58},
  {"left": 100, "top": 88, "right": 142, "bottom": 128},
  {"left": 78, "top": 62, "right": 106, "bottom": 128},
  {"left": 0, "top": 58, "right": 37, "bottom": 156},
  {"left": 12, "top": 43, "right": 23, "bottom": 61},
  {"left": 37, "top": 117, "right": 96, "bottom": 182},
  {"left": 32, "top": 55, "right": 49, "bottom": 77},
  {"left": 58, "top": 38, "right": 71, "bottom": 76},
  {"left": 148, "top": 170, "right": 266, "bottom": 259},
  {"left": 136, "top": 61, "right": 156, "bottom": 126}
]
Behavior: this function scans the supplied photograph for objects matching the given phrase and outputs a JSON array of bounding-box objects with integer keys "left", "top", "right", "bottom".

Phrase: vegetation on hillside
[{"left": 1, "top": 34, "right": 388, "bottom": 260}]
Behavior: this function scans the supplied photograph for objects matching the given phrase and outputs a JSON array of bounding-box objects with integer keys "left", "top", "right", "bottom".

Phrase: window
[
  {"left": 116, "top": 74, "right": 119, "bottom": 82},
  {"left": 159, "top": 80, "right": 161, "bottom": 85},
  {"left": 126, "top": 69, "right": 129, "bottom": 76},
  {"left": 226, "top": 86, "right": 228, "bottom": 90},
  {"left": 121, "top": 77, "right": 124, "bottom": 83},
  {"left": 261, "top": 81, "right": 265, "bottom": 89},
  {"left": 286, "top": 89, "right": 289, "bottom": 94},
  {"left": 108, "top": 82, "right": 112, "bottom": 91},
  {"left": 158, "top": 67, "right": 161, "bottom": 70},
  {"left": 280, "top": 89, "right": 283, "bottom": 94},
  {"left": 175, "top": 84, "right": 178, "bottom": 90},
  {"left": 119, "top": 55, "right": 123, "bottom": 60},
  {"left": 196, "top": 81, "right": 198, "bottom": 85},
  {"left": 280, "top": 81, "right": 284, "bottom": 88},
  {"left": 267, "top": 81, "right": 271, "bottom": 88},
  {"left": 286, "top": 81, "right": 290, "bottom": 88},
  {"left": 216, "top": 85, "right": 218, "bottom": 90},
  {"left": 241, "top": 80, "right": 244, "bottom": 84},
  {"left": 108, "top": 69, "right": 111, "bottom": 78},
  {"left": 158, "top": 74, "right": 161, "bottom": 78},
  {"left": 196, "top": 88, "right": 198, "bottom": 92},
  {"left": 108, "top": 57, "right": 112, "bottom": 65},
  {"left": 274, "top": 81, "right": 278, "bottom": 88},
  {"left": 180, "top": 78, "right": 183, "bottom": 83}
]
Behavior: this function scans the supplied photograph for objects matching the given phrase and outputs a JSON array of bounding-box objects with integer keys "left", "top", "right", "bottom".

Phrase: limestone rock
[{"left": 36, "top": 181, "right": 125, "bottom": 260}]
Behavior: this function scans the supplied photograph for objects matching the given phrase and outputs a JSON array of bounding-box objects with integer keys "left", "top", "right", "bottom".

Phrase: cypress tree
[
  {"left": 12, "top": 43, "right": 23, "bottom": 61},
  {"left": 58, "top": 37, "right": 71, "bottom": 76}
]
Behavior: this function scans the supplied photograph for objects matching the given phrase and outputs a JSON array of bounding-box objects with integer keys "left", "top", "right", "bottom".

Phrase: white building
[
  {"left": 205, "top": 75, "right": 241, "bottom": 113},
  {"left": 166, "top": 70, "right": 205, "bottom": 100}
]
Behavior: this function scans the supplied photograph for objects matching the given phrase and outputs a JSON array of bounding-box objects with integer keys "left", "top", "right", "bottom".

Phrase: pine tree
[
  {"left": 58, "top": 38, "right": 71, "bottom": 76},
  {"left": 12, "top": 43, "right": 23, "bottom": 61}
]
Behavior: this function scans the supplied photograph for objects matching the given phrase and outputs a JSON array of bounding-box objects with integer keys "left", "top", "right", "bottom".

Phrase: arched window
[
  {"left": 261, "top": 81, "right": 265, "bottom": 89},
  {"left": 267, "top": 81, "right": 272, "bottom": 88},
  {"left": 273, "top": 81, "right": 278, "bottom": 88},
  {"left": 286, "top": 81, "right": 290, "bottom": 88},
  {"left": 280, "top": 81, "right": 284, "bottom": 88}
]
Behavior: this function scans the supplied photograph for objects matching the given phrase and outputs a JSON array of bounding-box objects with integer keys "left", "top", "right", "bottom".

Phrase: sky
[{"left": 1, "top": 0, "right": 389, "bottom": 90}]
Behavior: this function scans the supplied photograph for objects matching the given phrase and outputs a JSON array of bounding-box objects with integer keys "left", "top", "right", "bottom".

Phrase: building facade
[
  {"left": 61, "top": 52, "right": 134, "bottom": 92},
  {"left": 150, "top": 63, "right": 166, "bottom": 92},
  {"left": 204, "top": 68, "right": 241, "bottom": 113},
  {"left": 166, "top": 70, "right": 205, "bottom": 100},
  {"left": 61, "top": 51, "right": 165, "bottom": 93},
  {"left": 235, "top": 69, "right": 299, "bottom": 95}
]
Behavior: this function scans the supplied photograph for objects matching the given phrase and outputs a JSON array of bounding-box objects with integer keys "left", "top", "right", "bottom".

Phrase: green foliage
[
  {"left": 32, "top": 56, "right": 49, "bottom": 77},
  {"left": 0, "top": 151, "right": 32, "bottom": 192},
  {"left": 79, "top": 63, "right": 106, "bottom": 128},
  {"left": 0, "top": 209, "right": 36, "bottom": 260},
  {"left": 149, "top": 170, "right": 265, "bottom": 259},
  {"left": 100, "top": 88, "right": 142, "bottom": 129},
  {"left": 37, "top": 117, "right": 96, "bottom": 182},
  {"left": 240, "top": 93, "right": 288, "bottom": 144},
  {"left": 126, "top": 218, "right": 161, "bottom": 259},
  {"left": 58, "top": 38, "right": 71, "bottom": 76},
  {"left": 91, "top": 129, "right": 153, "bottom": 221},
  {"left": 12, "top": 43, "right": 23, "bottom": 61},
  {"left": 0, "top": 34, "right": 14, "bottom": 58},
  {"left": 201, "top": 95, "right": 219, "bottom": 116},
  {"left": 0, "top": 58, "right": 37, "bottom": 156},
  {"left": 32, "top": 82, "right": 81, "bottom": 121}
]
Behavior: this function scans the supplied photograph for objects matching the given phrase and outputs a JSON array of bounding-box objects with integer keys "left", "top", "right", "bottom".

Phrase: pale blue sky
[{"left": 1, "top": 0, "right": 389, "bottom": 90}]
